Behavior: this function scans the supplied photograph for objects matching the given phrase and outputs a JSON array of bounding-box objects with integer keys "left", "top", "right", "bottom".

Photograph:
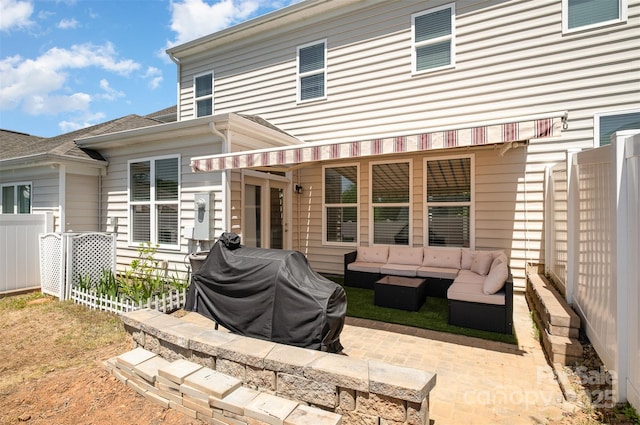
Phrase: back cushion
[
  {"left": 422, "top": 248, "right": 462, "bottom": 269},
  {"left": 483, "top": 258, "right": 509, "bottom": 294},
  {"left": 356, "top": 246, "right": 389, "bottom": 263},
  {"left": 470, "top": 251, "right": 494, "bottom": 276},
  {"left": 388, "top": 246, "right": 423, "bottom": 266},
  {"left": 461, "top": 249, "right": 474, "bottom": 270}
]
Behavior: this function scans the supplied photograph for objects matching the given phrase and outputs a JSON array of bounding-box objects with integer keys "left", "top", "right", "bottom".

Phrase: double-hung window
[
  {"left": 129, "top": 156, "right": 180, "bottom": 248},
  {"left": 412, "top": 4, "right": 455, "bottom": 73},
  {"left": 425, "top": 156, "right": 473, "bottom": 248},
  {"left": 1, "top": 182, "right": 31, "bottom": 214},
  {"left": 297, "top": 40, "right": 326, "bottom": 102},
  {"left": 194, "top": 72, "right": 213, "bottom": 117},
  {"left": 323, "top": 165, "right": 358, "bottom": 244},
  {"left": 563, "top": 0, "right": 627, "bottom": 33},
  {"left": 595, "top": 110, "right": 640, "bottom": 146},
  {"left": 371, "top": 161, "right": 411, "bottom": 245}
]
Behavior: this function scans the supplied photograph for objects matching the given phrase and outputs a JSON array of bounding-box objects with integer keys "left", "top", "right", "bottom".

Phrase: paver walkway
[{"left": 182, "top": 294, "right": 573, "bottom": 424}]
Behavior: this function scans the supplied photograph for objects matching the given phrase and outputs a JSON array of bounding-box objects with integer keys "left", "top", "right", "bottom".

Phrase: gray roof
[{"left": 0, "top": 114, "right": 163, "bottom": 162}]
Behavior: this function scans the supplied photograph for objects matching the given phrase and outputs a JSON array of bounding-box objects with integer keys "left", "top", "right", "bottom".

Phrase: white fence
[
  {"left": 70, "top": 286, "right": 188, "bottom": 315},
  {"left": 545, "top": 130, "right": 640, "bottom": 408},
  {"left": 1, "top": 212, "right": 54, "bottom": 294},
  {"left": 39, "top": 232, "right": 116, "bottom": 300}
]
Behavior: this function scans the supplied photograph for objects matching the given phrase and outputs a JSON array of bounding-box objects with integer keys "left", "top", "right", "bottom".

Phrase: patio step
[{"left": 525, "top": 267, "right": 583, "bottom": 365}]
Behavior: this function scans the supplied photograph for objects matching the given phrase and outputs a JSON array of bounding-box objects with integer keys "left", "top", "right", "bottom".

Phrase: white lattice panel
[
  {"left": 67, "top": 233, "right": 116, "bottom": 295},
  {"left": 39, "top": 233, "right": 63, "bottom": 298}
]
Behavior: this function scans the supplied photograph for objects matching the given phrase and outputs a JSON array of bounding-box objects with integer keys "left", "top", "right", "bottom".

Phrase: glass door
[{"left": 243, "top": 177, "right": 288, "bottom": 249}]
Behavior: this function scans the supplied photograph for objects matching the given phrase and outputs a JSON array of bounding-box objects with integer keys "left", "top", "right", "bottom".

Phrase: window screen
[
  {"left": 195, "top": 73, "right": 213, "bottom": 117},
  {"left": 413, "top": 5, "right": 454, "bottom": 72},
  {"left": 568, "top": 0, "right": 620, "bottom": 29},
  {"left": 598, "top": 112, "right": 640, "bottom": 146},
  {"left": 324, "top": 166, "right": 358, "bottom": 243},
  {"left": 426, "top": 157, "right": 471, "bottom": 247},
  {"left": 298, "top": 41, "right": 326, "bottom": 101},
  {"left": 372, "top": 162, "right": 410, "bottom": 245}
]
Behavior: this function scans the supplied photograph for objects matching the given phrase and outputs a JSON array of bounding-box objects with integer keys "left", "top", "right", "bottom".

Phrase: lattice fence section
[
  {"left": 67, "top": 233, "right": 116, "bottom": 297},
  {"left": 70, "top": 286, "right": 188, "bottom": 315},
  {"left": 39, "top": 233, "right": 63, "bottom": 298}
]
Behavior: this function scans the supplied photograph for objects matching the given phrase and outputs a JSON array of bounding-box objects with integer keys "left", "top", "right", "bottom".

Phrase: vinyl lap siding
[{"left": 176, "top": 0, "right": 639, "bottom": 286}]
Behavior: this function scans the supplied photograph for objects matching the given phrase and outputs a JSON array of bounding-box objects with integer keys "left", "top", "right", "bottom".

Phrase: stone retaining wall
[{"left": 119, "top": 309, "right": 436, "bottom": 425}]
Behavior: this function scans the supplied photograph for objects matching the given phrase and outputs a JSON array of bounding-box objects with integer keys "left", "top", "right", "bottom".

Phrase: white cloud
[
  {"left": 59, "top": 111, "right": 107, "bottom": 133},
  {"left": 0, "top": 42, "right": 141, "bottom": 115},
  {"left": 0, "top": 0, "right": 34, "bottom": 31},
  {"left": 144, "top": 66, "right": 163, "bottom": 90},
  {"left": 57, "top": 17, "right": 78, "bottom": 29},
  {"left": 167, "top": 0, "right": 260, "bottom": 48},
  {"left": 97, "top": 79, "right": 125, "bottom": 101}
]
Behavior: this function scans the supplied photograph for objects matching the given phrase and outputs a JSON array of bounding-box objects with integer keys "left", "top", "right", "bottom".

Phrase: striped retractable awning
[{"left": 191, "top": 112, "right": 567, "bottom": 172}]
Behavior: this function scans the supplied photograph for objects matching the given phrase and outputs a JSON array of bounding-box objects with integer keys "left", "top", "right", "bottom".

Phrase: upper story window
[
  {"left": 563, "top": 0, "right": 627, "bottom": 33},
  {"left": 595, "top": 109, "right": 640, "bottom": 146},
  {"left": 297, "top": 40, "right": 326, "bottom": 102},
  {"left": 371, "top": 161, "right": 411, "bottom": 245},
  {"left": 194, "top": 72, "right": 213, "bottom": 117},
  {"left": 425, "top": 156, "right": 473, "bottom": 248},
  {"left": 129, "top": 156, "right": 180, "bottom": 248},
  {"left": 412, "top": 4, "right": 455, "bottom": 74},
  {"left": 1, "top": 183, "right": 31, "bottom": 214},
  {"left": 323, "top": 165, "right": 358, "bottom": 245}
]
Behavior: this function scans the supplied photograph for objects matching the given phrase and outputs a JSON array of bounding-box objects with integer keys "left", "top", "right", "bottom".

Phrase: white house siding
[
  {"left": 176, "top": 0, "right": 639, "bottom": 287},
  {"left": 98, "top": 136, "right": 224, "bottom": 278},
  {"left": 64, "top": 173, "right": 100, "bottom": 232}
]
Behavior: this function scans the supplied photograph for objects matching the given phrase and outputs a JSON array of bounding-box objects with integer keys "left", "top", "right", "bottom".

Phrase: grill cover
[{"left": 185, "top": 234, "right": 346, "bottom": 353}]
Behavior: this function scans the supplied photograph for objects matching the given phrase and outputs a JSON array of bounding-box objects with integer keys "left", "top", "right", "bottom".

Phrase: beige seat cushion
[
  {"left": 453, "top": 269, "right": 486, "bottom": 285},
  {"left": 379, "top": 264, "right": 419, "bottom": 277},
  {"left": 347, "top": 262, "right": 386, "bottom": 274},
  {"left": 447, "top": 281, "right": 505, "bottom": 305},
  {"left": 417, "top": 266, "right": 459, "bottom": 280},
  {"left": 422, "top": 248, "right": 461, "bottom": 269},
  {"left": 356, "top": 246, "right": 389, "bottom": 264},
  {"left": 387, "top": 246, "right": 423, "bottom": 266}
]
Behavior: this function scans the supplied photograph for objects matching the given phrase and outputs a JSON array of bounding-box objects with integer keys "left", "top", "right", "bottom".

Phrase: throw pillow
[
  {"left": 470, "top": 251, "right": 493, "bottom": 276},
  {"left": 461, "top": 249, "right": 474, "bottom": 269},
  {"left": 483, "top": 260, "right": 509, "bottom": 294}
]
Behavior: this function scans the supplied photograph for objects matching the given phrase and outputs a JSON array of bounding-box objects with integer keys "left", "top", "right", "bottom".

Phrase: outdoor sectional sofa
[{"left": 343, "top": 246, "right": 513, "bottom": 334}]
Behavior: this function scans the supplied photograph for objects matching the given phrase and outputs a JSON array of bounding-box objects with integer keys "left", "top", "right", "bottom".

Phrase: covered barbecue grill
[{"left": 185, "top": 233, "right": 346, "bottom": 353}]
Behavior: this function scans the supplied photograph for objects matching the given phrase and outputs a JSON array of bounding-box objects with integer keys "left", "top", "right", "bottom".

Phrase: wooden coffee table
[{"left": 374, "top": 275, "right": 427, "bottom": 311}]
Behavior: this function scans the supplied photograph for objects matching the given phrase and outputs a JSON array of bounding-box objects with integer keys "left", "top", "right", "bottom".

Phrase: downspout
[{"left": 209, "top": 122, "right": 231, "bottom": 234}]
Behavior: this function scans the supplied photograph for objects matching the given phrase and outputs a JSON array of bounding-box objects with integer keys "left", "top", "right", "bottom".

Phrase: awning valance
[{"left": 191, "top": 111, "right": 567, "bottom": 172}]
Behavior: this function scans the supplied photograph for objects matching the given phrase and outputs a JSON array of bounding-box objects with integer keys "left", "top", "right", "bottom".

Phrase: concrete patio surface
[{"left": 181, "top": 293, "right": 574, "bottom": 424}]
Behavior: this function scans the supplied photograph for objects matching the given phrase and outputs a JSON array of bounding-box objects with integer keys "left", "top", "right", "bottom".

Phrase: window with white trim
[
  {"left": 371, "top": 161, "right": 411, "bottom": 245},
  {"left": 194, "top": 72, "right": 213, "bottom": 117},
  {"left": 129, "top": 156, "right": 180, "bottom": 248},
  {"left": 595, "top": 110, "right": 640, "bottom": 146},
  {"left": 323, "top": 165, "right": 358, "bottom": 244},
  {"left": 412, "top": 4, "right": 455, "bottom": 73},
  {"left": 1, "top": 182, "right": 31, "bottom": 214},
  {"left": 425, "top": 156, "right": 473, "bottom": 248},
  {"left": 297, "top": 40, "right": 326, "bottom": 102},
  {"left": 563, "top": 0, "right": 627, "bottom": 32}
]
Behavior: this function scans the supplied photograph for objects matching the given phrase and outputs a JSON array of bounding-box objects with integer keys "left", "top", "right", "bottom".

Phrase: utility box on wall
[{"left": 193, "top": 192, "right": 214, "bottom": 241}]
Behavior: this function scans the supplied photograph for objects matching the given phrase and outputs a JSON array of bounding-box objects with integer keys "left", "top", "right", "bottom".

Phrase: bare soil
[{"left": 0, "top": 293, "right": 204, "bottom": 425}]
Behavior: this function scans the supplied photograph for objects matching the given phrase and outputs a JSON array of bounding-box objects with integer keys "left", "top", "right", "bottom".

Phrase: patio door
[{"left": 243, "top": 176, "right": 288, "bottom": 249}]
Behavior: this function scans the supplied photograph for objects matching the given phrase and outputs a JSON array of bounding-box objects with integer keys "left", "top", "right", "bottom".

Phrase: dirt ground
[
  {"left": 1, "top": 292, "right": 638, "bottom": 425},
  {"left": 0, "top": 293, "right": 204, "bottom": 425}
]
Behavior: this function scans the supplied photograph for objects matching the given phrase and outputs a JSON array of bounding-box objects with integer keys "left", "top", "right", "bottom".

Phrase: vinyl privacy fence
[{"left": 545, "top": 130, "right": 640, "bottom": 410}]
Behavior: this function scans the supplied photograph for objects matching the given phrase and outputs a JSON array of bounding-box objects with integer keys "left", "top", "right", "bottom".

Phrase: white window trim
[
  {"left": 424, "top": 154, "right": 475, "bottom": 249},
  {"left": 128, "top": 154, "right": 181, "bottom": 250},
  {"left": 593, "top": 108, "right": 640, "bottom": 148},
  {"left": 369, "top": 159, "right": 413, "bottom": 246},
  {"left": 411, "top": 3, "right": 456, "bottom": 75},
  {"left": 297, "top": 39, "right": 327, "bottom": 103},
  {"left": 193, "top": 70, "right": 214, "bottom": 117},
  {"left": 562, "top": 0, "right": 627, "bottom": 34},
  {"left": 0, "top": 181, "right": 32, "bottom": 214},
  {"left": 322, "top": 163, "right": 359, "bottom": 246}
]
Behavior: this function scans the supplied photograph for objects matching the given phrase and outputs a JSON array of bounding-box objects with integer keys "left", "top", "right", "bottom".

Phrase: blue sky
[{"left": 0, "top": 0, "right": 299, "bottom": 137}]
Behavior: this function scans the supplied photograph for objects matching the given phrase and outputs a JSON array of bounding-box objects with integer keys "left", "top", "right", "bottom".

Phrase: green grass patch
[{"left": 338, "top": 283, "right": 517, "bottom": 344}]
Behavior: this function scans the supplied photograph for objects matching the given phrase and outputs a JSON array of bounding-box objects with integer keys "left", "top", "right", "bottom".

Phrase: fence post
[
  {"left": 544, "top": 166, "right": 553, "bottom": 277},
  {"left": 565, "top": 150, "right": 579, "bottom": 305}
]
